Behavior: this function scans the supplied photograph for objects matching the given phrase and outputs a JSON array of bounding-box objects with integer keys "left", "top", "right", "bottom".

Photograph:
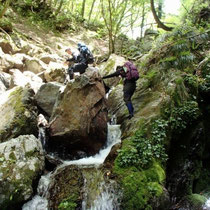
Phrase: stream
[{"left": 22, "top": 119, "right": 122, "bottom": 210}]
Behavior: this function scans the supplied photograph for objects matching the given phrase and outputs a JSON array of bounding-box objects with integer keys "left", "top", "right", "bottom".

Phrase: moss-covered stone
[
  {"left": 0, "top": 135, "right": 44, "bottom": 210},
  {"left": 48, "top": 165, "right": 84, "bottom": 209},
  {"left": 113, "top": 159, "right": 166, "bottom": 209},
  {"left": 0, "top": 86, "right": 38, "bottom": 143}
]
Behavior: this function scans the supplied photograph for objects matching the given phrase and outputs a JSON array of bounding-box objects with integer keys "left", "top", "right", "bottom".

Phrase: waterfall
[
  {"left": 203, "top": 198, "right": 210, "bottom": 210},
  {"left": 64, "top": 122, "right": 121, "bottom": 166},
  {"left": 22, "top": 173, "right": 51, "bottom": 210},
  {"left": 82, "top": 170, "right": 122, "bottom": 210},
  {"left": 22, "top": 120, "right": 122, "bottom": 210}
]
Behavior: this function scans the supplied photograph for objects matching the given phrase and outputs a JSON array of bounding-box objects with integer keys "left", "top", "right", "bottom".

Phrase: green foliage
[
  {"left": 11, "top": 0, "right": 74, "bottom": 32},
  {"left": 116, "top": 121, "right": 168, "bottom": 169},
  {"left": 153, "top": 25, "right": 209, "bottom": 71},
  {"left": 58, "top": 194, "right": 77, "bottom": 210},
  {"left": 184, "top": 74, "right": 199, "bottom": 97},
  {"left": 199, "top": 75, "right": 210, "bottom": 93},
  {"left": 165, "top": 101, "right": 200, "bottom": 133}
]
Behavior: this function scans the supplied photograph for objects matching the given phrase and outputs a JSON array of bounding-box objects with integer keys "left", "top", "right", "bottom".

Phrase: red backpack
[{"left": 124, "top": 61, "right": 139, "bottom": 81}]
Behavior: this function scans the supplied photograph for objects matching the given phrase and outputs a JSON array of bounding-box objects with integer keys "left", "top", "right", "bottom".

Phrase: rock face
[
  {"left": 0, "top": 135, "right": 45, "bottom": 209},
  {"left": 35, "top": 82, "right": 64, "bottom": 116},
  {"left": 0, "top": 86, "right": 38, "bottom": 143},
  {"left": 49, "top": 71, "right": 108, "bottom": 157}
]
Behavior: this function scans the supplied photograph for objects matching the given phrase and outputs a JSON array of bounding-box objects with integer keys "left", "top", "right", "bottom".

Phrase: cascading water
[
  {"left": 22, "top": 117, "right": 122, "bottom": 210},
  {"left": 203, "top": 199, "right": 210, "bottom": 210},
  {"left": 22, "top": 173, "right": 51, "bottom": 210}
]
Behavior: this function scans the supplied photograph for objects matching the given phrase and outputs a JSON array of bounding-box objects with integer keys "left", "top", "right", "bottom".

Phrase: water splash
[
  {"left": 203, "top": 198, "right": 210, "bottom": 210},
  {"left": 81, "top": 169, "right": 122, "bottom": 210},
  {"left": 63, "top": 124, "right": 121, "bottom": 166},
  {"left": 22, "top": 173, "right": 51, "bottom": 210}
]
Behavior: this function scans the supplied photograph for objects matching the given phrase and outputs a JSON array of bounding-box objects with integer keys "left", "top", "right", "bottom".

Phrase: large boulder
[
  {"left": 0, "top": 86, "right": 38, "bottom": 143},
  {"left": 35, "top": 82, "right": 64, "bottom": 116},
  {"left": 9, "top": 69, "right": 43, "bottom": 93},
  {"left": 39, "top": 53, "right": 62, "bottom": 64},
  {"left": 0, "top": 53, "right": 24, "bottom": 72},
  {"left": 44, "top": 62, "right": 66, "bottom": 83},
  {"left": 24, "top": 57, "right": 47, "bottom": 74},
  {"left": 98, "top": 54, "right": 125, "bottom": 87},
  {"left": 0, "top": 135, "right": 45, "bottom": 209},
  {"left": 49, "top": 71, "right": 108, "bottom": 157}
]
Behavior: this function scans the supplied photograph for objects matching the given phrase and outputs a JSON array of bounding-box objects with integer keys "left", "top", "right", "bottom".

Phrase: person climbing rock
[
  {"left": 103, "top": 61, "right": 139, "bottom": 119},
  {"left": 65, "top": 43, "right": 94, "bottom": 80}
]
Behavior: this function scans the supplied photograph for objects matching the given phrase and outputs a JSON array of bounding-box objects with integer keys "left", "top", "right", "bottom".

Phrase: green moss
[
  {"left": 145, "top": 161, "right": 165, "bottom": 183},
  {"left": 113, "top": 157, "right": 165, "bottom": 209},
  {"left": 186, "top": 194, "right": 207, "bottom": 207},
  {"left": 147, "top": 182, "right": 163, "bottom": 197},
  {"left": 58, "top": 194, "right": 78, "bottom": 210}
]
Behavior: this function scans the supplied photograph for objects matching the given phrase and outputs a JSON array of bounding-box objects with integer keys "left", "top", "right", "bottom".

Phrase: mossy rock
[
  {"left": 0, "top": 86, "right": 38, "bottom": 143},
  {"left": 113, "top": 160, "right": 166, "bottom": 210},
  {"left": 48, "top": 165, "right": 84, "bottom": 209}
]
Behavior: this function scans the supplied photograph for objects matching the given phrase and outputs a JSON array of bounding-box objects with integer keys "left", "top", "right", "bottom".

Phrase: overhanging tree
[{"left": 150, "top": 0, "right": 173, "bottom": 31}]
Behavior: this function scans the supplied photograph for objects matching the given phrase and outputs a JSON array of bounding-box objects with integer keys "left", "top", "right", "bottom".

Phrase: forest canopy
[{"left": 0, "top": 0, "right": 209, "bottom": 54}]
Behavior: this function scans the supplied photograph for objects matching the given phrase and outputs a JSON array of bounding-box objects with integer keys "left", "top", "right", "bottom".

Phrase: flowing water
[
  {"left": 203, "top": 198, "right": 210, "bottom": 210},
  {"left": 22, "top": 120, "right": 122, "bottom": 210}
]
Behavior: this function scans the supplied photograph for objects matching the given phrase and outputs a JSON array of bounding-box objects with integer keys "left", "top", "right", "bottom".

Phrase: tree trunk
[
  {"left": 55, "top": 0, "right": 64, "bottom": 16},
  {"left": 140, "top": 2, "right": 145, "bottom": 38},
  {"left": 81, "top": 0, "right": 87, "bottom": 18},
  {"left": 88, "top": 0, "right": 96, "bottom": 24},
  {"left": 150, "top": 0, "right": 173, "bottom": 31}
]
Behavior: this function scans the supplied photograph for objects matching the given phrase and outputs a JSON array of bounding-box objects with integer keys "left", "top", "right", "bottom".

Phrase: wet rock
[
  {"left": 47, "top": 165, "right": 83, "bottom": 209},
  {"left": 35, "top": 82, "right": 64, "bottom": 116},
  {"left": 0, "top": 86, "right": 38, "bottom": 142},
  {"left": 49, "top": 71, "right": 108, "bottom": 157},
  {"left": 0, "top": 135, "right": 45, "bottom": 209}
]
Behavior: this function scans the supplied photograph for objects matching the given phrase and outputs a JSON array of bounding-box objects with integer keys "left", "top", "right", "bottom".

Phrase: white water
[
  {"left": 22, "top": 121, "right": 122, "bottom": 210},
  {"left": 64, "top": 123, "right": 121, "bottom": 166},
  {"left": 82, "top": 179, "right": 122, "bottom": 210},
  {"left": 203, "top": 198, "right": 210, "bottom": 210},
  {"left": 22, "top": 173, "right": 51, "bottom": 210}
]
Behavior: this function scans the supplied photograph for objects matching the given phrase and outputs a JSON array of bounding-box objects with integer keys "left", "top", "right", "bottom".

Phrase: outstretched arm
[{"left": 103, "top": 70, "right": 121, "bottom": 79}]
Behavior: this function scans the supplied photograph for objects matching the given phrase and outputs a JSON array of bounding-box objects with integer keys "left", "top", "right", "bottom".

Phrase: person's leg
[
  {"left": 68, "top": 66, "right": 74, "bottom": 80},
  {"left": 123, "top": 82, "right": 136, "bottom": 119},
  {"left": 73, "top": 63, "right": 88, "bottom": 74}
]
